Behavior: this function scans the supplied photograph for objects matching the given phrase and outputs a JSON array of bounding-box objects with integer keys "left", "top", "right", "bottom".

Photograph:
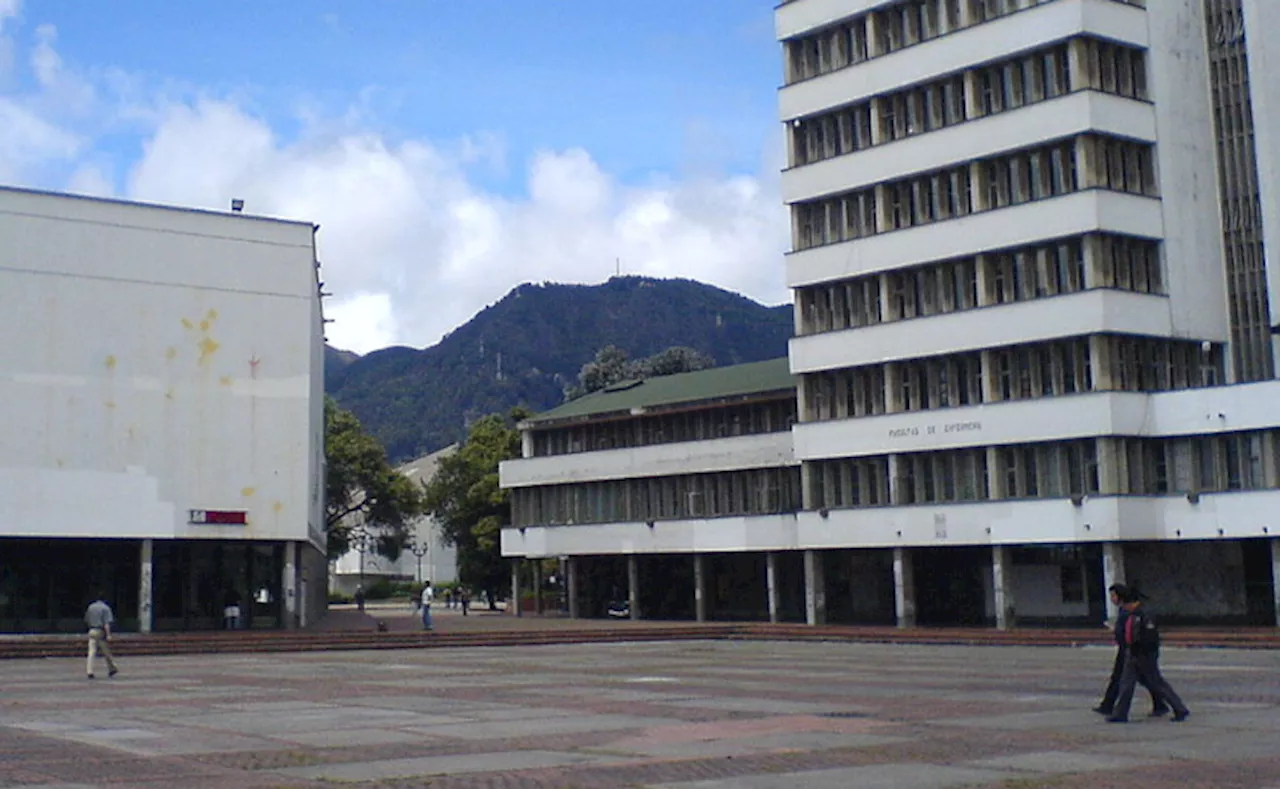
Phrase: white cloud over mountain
[{"left": 2, "top": 4, "right": 791, "bottom": 354}]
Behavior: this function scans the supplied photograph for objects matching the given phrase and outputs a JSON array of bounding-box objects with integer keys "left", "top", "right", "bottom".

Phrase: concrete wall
[
  {"left": 0, "top": 188, "right": 324, "bottom": 550},
  {"left": 1126, "top": 540, "right": 1248, "bottom": 618}
]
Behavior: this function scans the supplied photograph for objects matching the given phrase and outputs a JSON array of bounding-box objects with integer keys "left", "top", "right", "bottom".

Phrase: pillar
[
  {"left": 1102, "top": 541, "right": 1126, "bottom": 625},
  {"left": 511, "top": 560, "right": 522, "bottom": 618},
  {"left": 993, "top": 545, "right": 1016, "bottom": 630},
  {"left": 804, "top": 549, "right": 826, "bottom": 625},
  {"left": 566, "top": 556, "right": 580, "bottom": 619},
  {"left": 766, "top": 552, "right": 781, "bottom": 624},
  {"left": 1081, "top": 233, "right": 1105, "bottom": 289},
  {"left": 694, "top": 554, "right": 708, "bottom": 622},
  {"left": 980, "top": 350, "right": 999, "bottom": 403},
  {"left": 521, "top": 430, "right": 534, "bottom": 458},
  {"left": 888, "top": 454, "right": 905, "bottom": 505},
  {"left": 1067, "top": 37, "right": 1090, "bottom": 92},
  {"left": 1271, "top": 539, "right": 1280, "bottom": 627},
  {"left": 884, "top": 362, "right": 903, "bottom": 412},
  {"left": 894, "top": 547, "right": 916, "bottom": 628},
  {"left": 1096, "top": 437, "right": 1124, "bottom": 496},
  {"left": 138, "top": 539, "right": 154, "bottom": 634},
  {"left": 533, "top": 560, "right": 543, "bottom": 616},
  {"left": 283, "top": 542, "right": 299, "bottom": 629},
  {"left": 963, "top": 71, "right": 982, "bottom": 120},
  {"left": 1089, "top": 335, "right": 1114, "bottom": 391},
  {"left": 627, "top": 555, "right": 640, "bottom": 621}
]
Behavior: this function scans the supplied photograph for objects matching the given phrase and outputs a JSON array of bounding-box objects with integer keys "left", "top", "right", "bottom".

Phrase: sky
[{"left": 0, "top": 1, "right": 790, "bottom": 354}]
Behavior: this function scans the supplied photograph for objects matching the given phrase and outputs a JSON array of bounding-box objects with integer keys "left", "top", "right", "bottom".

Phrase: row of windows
[
  {"left": 785, "top": 0, "right": 1058, "bottom": 85},
  {"left": 807, "top": 430, "right": 1272, "bottom": 512},
  {"left": 791, "top": 37, "right": 1139, "bottom": 167},
  {"left": 796, "top": 233, "right": 1163, "bottom": 336},
  {"left": 802, "top": 336, "right": 1225, "bottom": 422},
  {"left": 510, "top": 467, "right": 802, "bottom": 527},
  {"left": 793, "top": 135, "right": 1156, "bottom": 252},
  {"left": 530, "top": 398, "right": 797, "bottom": 457}
]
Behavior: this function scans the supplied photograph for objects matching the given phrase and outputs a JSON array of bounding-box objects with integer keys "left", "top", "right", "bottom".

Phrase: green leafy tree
[
  {"left": 565, "top": 344, "right": 717, "bottom": 400},
  {"left": 422, "top": 408, "right": 530, "bottom": 607},
  {"left": 324, "top": 396, "right": 425, "bottom": 560}
]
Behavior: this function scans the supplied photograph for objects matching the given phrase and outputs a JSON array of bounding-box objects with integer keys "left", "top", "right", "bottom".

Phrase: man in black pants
[
  {"left": 1107, "top": 587, "right": 1190, "bottom": 723},
  {"left": 1094, "top": 584, "right": 1167, "bottom": 717}
]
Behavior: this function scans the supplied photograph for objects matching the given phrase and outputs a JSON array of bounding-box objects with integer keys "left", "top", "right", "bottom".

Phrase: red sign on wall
[{"left": 188, "top": 510, "right": 248, "bottom": 525}]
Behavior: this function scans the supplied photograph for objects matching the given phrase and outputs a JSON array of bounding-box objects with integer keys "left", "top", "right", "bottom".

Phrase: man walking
[
  {"left": 1094, "top": 584, "right": 1166, "bottom": 717},
  {"left": 1107, "top": 587, "right": 1189, "bottom": 723},
  {"left": 84, "top": 596, "right": 119, "bottom": 680},
  {"left": 421, "top": 581, "right": 434, "bottom": 631}
]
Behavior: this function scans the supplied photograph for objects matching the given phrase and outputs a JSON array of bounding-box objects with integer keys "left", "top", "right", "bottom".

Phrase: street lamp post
[
  {"left": 350, "top": 526, "right": 374, "bottom": 591},
  {"left": 407, "top": 539, "right": 430, "bottom": 584}
]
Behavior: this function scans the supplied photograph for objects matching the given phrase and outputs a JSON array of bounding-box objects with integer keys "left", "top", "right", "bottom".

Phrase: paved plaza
[{"left": 2, "top": 637, "right": 1279, "bottom": 788}]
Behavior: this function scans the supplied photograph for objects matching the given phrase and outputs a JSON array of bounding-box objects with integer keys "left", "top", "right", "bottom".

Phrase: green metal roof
[{"left": 527, "top": 357, "right": 795, "bottom": 426}]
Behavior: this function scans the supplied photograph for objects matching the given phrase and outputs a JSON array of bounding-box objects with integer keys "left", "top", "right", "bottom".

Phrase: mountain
[{"left": 325, "top": 276, "right": 794, "bottom": 463}]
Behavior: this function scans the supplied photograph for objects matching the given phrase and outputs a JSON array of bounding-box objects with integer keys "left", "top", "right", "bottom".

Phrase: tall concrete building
[{"left": 779, "top": 0, "right": 1280, "bottom": 625}]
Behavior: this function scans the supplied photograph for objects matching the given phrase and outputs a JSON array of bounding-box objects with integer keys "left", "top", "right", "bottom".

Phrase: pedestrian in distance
[
  {"left": 421, "top": 581, "right": 434, "bottom": 631},
  {"left": 353, "top": 584, "right": 366, "bottom": 613},
  {"left": 84, "top": 595, "right": 120, "bottom": 680},
  {"left": 1094, "top": 583, "right": 1167, "bottom": 718},
  {"left": 1107, "top": 586, "right": 1190, "bottom": 723},
  {"left": 460, "top": 587, "right": 470, "bottom": 616}
]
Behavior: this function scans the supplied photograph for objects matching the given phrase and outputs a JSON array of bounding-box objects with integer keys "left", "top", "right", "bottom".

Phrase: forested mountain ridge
[{"left": 325, "top": 276, "right": 794, "bottom": 463}]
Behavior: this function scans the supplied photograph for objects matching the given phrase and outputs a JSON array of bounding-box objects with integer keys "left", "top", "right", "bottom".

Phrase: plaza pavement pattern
[{"left": 1, "top": 637, "right": 1279, "bottom": 788}]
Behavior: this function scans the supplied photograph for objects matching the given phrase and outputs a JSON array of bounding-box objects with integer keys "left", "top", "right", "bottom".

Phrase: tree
[
  {"left": 324, "top": 396, "right": 425, "bottom": 560},
  {"left": 565, "top": 344, "right": 717, "bottom": 400},
  {"left": 422, "top": 407, "right": 529, "bottom": 607}
]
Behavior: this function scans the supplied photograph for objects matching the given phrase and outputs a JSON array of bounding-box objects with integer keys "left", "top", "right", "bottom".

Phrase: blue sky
[{"left": 1, "top": 1, "right": 790, "bottom": 352}]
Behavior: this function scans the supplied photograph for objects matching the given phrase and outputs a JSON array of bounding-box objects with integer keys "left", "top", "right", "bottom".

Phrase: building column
[
  {"left": 1271, "top": 539, "right": 1280, "bottom": 627},
  {"left": 511, "top": 560, "right": 522, "bottom": 618},
  {"left": 1096, "top": 438, "right": 1124, "bottom": 496},
  {"left": 804, "top": 549, "right": 826, "bottom": 625},
  {"left": 1074, "top": 133, "right": 1096, "bottom": 190},
  {"left": 694, "top": 554, "right": 708, "bottom": 622},
  {"left": 888, "top": 454, "right": 906, "bottom": 505},
  {"left": 1102, "top": 542, "right": 1126, "bottom": 625},
  {"left": 1089, "top": 335, "right": 1114, "bottom": 391},
  {"left": 1067, "top": 37, "right": 1090, "bottom": 91},
  {"left": 566, "top": 556, "right": 580, "bottom": 619},
  {"left": 893, "top": 547, "right": 916, "bottom": 628},
  {"left": 963, "top": 71, "right": 982, "bottom": 120},
  {"left": 533, "top": 560, "right": 543, "bottom": 616},
  {"left": 884, "top": 362, "right": 903, "bottom": 412},
  {"left": 1081, "top": 234, "right": 1105, "bottom": 289},
  {"left": 974, "top": 254, "right": 993, "bottom": 307},
  {"left": 521, "top": 430, "right": 534, "bottom": 458},
  {"left": 283, "top": 542, "right": 299, "bottom": 629},
  {"left": 138, "top": 539, "right": 154, "bottom": 634},
  {"left": 874, "top": 184, "right": 893, "bottom": 231},
  {"left": 627, "top": 555, "right": 640, "bottom": 621},
  {"left": 987, "top": 447, "right": 1006, "bottom": 499},
  {"left": 869, "top": 98, "right": 886, "bottom": 145},
  {"left": 992, "top": 545, "right": 1016, "bottom": 630},
  {"left": 980, "top": 350, "right": 999, "bottom": 403},
  {"left": 766, "top": 551, "right": 781, "bottom": 624}
]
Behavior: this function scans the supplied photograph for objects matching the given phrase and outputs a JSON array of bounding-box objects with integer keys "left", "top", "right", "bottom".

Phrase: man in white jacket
[{"left": 420, "top": 582, "right": 434, "bottom": 631}]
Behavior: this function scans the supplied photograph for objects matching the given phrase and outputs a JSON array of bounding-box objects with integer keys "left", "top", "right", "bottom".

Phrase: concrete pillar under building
[
  {"left": 888, "top": 455, "right": 905, "bottom": 505},
  {"left": 533, "top": 561, "right": 543, "bottom": 615},
  {"left": 766, "top": 552, "right": 780, "bottom": 624},
  {"left": 1102, "top": 542, "right": 1126, "bottom": 625},
  {"left": 520, "top": 430, "right": 534, "bottom": 458},
  {"left": 694, "top": 554, "right": 707, "bottom": 622},
  {"left": 992, "top": 546, "right": 1016, "bottom": 630},
  {"left": 138, "top": 539, "right": 154, "bottom": 634},
  {"left": 894, "top": 547, "right": 916, "bottom": 628},
  {"left": 804, "top": 550, "right": 826, "bottom": 625},
  {"left": 283, "top": 542, "right": 298, "bottom": 629},
  {"left": 566, "top": 556, "right": 580, "bottom": 619},
  {"left": 511, "top": 560, "right": 522, "bottom": 618},
  {"left": 627, "top": 555, "right": 640, "bottom": 621}
]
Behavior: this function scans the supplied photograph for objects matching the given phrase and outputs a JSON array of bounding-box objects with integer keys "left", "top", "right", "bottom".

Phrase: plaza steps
[{"left": 2, "top": 622, "right": 1278, "bottom": 660}]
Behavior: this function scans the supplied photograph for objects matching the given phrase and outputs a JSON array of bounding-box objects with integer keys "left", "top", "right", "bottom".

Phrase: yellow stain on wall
[
  {"left": 104, "top": 400, "right": 116, "bottom": 409},
  {"left": 272, "top": 501, "right": 284, "bottom": 514},
  {"left": 241, "top": 486, "right": 257, "bottom": 497},
  {"left": 165, "top": 346, "right": 178, "bottom": 360},
  {"left": 206, "top": 308, "right": 218, "bottom": 321},
  {"left": 220, "top": 375, "right": 232, "bottom": 386},
  {"left": 199, "top": 320, "right": 210, "bottom": 332},
  {"left": 198, "top": 336, "right": 221, "bottom": 365},
  {"left": 164, "top": 388, "right": 175, "bottom": 400},
  {"left": 181, "top": 318, "right": 193, "bottom": 330},
  {"left": 105, "top": 355, "right": 117, "bottom": 370}
]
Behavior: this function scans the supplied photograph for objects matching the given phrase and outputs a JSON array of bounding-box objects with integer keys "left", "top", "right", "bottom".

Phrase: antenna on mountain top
[{"left": 615, "top": 257, "right": 621, "bottom": 277}]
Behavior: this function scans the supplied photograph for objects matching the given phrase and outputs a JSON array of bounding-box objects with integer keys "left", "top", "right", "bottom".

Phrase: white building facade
[
  {"left": 0, "top": 187, "right": 328, "bottom": 633},
  {"left": 502, "top": 0, "right": 1280, "bottom": 629},
  {"left": 780, "top": 0, "right": 1280, "bottom": 626}
]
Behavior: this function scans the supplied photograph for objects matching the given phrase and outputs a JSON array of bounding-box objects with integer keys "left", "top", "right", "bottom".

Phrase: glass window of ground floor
[{"left": 0, "top": 538, "right": 286, "bottom": 633}]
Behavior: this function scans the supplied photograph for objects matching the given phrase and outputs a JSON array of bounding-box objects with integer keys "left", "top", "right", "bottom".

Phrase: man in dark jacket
[
  {"left": 1094, "top": 584, "right": 1167, "bottom": 717},
  {"left": 1107, "top": 587, "right": 1190, "bottom": 723}
]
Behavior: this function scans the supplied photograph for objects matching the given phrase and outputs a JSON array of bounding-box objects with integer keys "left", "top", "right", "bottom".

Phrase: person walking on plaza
[
  {"left": 459, "top": 587, "right": 471, "bottom": 616},
  {"left": 421, "top": 581, "right": 434, "bottom": 630},
  {"left": 1094, "top": 584, "right": 1166, "bottom": 718},
  {"left": 1107, "top": 587, "right": 1189, "bottom": 723},
  {"left": 84, "top": 596, "right": 119, "bottom": 680}
]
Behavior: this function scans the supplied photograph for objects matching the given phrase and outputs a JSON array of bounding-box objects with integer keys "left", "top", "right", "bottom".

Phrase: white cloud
[{"left": 3, "top": 9, "right": 790, "bottom": 356}]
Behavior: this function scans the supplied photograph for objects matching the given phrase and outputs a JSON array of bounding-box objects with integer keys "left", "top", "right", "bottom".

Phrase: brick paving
[{"left": 1, "top": 626, "right": 1278, "bottom": 788}]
